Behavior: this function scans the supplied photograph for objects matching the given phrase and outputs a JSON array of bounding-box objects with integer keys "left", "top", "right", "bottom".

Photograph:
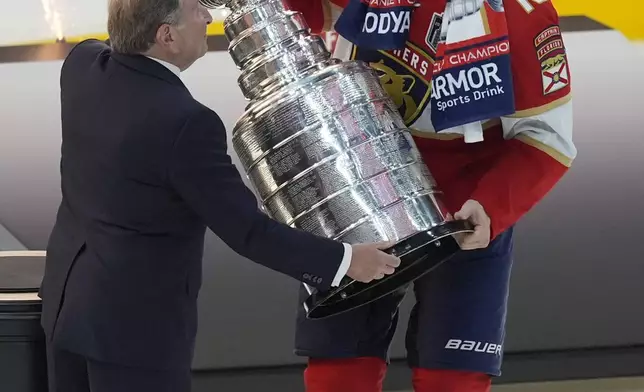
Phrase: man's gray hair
[{"left": 108, "top": 0, "right": 182, "bottom": 54}]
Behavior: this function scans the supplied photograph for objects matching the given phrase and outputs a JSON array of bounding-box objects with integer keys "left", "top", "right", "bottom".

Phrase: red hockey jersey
[{"left": 288, "top": 0, "right": 576, "bottom": 240}]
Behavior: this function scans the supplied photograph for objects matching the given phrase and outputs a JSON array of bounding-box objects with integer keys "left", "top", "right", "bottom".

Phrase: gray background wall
[{"left": 0, "top": 29, "right": 643, "bottom": 371}]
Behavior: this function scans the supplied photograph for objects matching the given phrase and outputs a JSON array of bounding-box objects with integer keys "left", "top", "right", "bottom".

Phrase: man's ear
[{"left": 155, "top": 24, "right": 175, "bottom": 48}]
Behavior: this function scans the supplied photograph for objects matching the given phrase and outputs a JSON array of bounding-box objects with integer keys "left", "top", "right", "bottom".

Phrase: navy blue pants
[
  {"left": 294, "top": 228, "right": 514, "bottom": 376},
  {"left": 46, "top": 343, "right": 191, "bottom": 392}
]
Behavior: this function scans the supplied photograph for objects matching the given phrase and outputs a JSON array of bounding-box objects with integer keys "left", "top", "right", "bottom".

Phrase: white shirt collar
[{"left": 145, "top": 56, "right": 181, "bottom": 78}]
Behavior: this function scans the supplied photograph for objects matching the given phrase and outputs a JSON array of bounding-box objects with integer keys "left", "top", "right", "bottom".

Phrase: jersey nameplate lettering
[
  {"left": 362, "top": 6, "right": 411, "bottom": 35},
  {"left": 335, "top": 0, "right": 417, "bottom": 50}
]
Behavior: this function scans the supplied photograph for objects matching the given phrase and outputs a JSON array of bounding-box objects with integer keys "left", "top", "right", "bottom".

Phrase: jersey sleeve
[
  {"left": 501, "top": 0, "right": 576, "bottom": 164},
  {"left": 470, "top": 0, "right": 577, "bottom": 239},
  {"left": 287, "top": 0, "right": 346, "bottom": 34}
]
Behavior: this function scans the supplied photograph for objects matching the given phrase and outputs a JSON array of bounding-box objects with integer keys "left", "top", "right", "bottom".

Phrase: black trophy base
[{"left": 303, "top": 219, "right": 473, "bottom": 320}]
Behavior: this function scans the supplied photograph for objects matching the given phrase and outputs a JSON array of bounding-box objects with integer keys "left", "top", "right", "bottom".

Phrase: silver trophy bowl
[{"left": 200, "top": 0, "right": 473, "bottom": 319}]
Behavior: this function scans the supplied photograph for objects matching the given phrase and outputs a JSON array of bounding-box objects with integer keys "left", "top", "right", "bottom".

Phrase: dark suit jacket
[{"left": 39, "top": 39, "right": 344, "bottom": 370}]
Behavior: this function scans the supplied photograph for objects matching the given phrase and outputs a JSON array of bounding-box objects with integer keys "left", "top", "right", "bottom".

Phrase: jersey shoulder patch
[{"left": 534, "top": 25, "right": 570, "bottom": 95}]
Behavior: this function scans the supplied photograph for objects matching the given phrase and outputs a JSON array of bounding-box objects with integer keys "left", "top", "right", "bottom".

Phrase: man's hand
[
  {"left": 452, "top": 199, "right": 491, "bottom": 250},
  {"left": 347, "top": 242, "right": 401, "bottom": 283}
]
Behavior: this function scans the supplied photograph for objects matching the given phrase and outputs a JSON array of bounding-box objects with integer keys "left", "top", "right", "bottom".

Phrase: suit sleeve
[
  {"left": 469, "top": 1, "right": 576, "bottom": 239},
  {"left": 167, "top": 108, "right": 345, "bottom": 291},
  {"left": 61, "top": 39, "right": 108, "bottom": 79}
]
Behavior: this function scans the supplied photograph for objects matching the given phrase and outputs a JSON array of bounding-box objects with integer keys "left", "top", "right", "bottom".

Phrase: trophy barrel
[{"left": 200, "top": 0, "right": 474, "bottom": 319}]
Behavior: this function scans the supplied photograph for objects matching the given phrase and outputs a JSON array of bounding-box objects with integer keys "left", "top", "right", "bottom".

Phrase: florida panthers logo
[
  {"left": 369, "top": 60, "right": 419, "bottom": 121},
  {"left": 351, "top": 46, "right": 432, "bottom": 126}
]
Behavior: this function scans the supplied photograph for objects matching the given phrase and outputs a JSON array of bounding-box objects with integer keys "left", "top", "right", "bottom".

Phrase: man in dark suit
[{"left": 38, "top": 0, "right": 401, "bottom": 390}]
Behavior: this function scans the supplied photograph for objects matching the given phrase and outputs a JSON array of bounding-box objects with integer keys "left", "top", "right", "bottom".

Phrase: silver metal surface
[
  {"left": 233, "top": 61, "right": 397, "bottom": 170},
  {"left": 206, "top": 0, "right": 459, "bottom": 247},
  {"left": 223, "top": 0, "right": 293, "bottom": 41},
  {"left": 238, "top": 34, "right": 336, "bottom": 100},
  {"left": 228, "top": 11, "right": 309, "bottom": 68},
  {"left": 200, "top": 0, "right": 231, "bottom": 8}
]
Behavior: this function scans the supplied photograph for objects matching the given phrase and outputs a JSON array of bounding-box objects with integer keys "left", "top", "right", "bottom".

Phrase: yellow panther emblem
[
  {"left": 369, "top": 60, "right": 419, "bottom": 122},
  {"left": 541, "top": 53, "right": 566, "bottom": 70}
]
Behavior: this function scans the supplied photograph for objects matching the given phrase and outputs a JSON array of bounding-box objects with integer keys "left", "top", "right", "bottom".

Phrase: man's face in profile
[{"left": 172, "top": 0, "right": 213, "bottom": 68}]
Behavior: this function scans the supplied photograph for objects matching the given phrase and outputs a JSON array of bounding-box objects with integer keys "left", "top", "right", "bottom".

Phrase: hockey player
[{"left": 287, "top": 0, "right": 576, "bottom": 391}]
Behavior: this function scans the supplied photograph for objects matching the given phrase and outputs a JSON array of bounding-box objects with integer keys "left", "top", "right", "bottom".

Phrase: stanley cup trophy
[{"left": 200, "top": 0, "right": 474, "bottom": 319}]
